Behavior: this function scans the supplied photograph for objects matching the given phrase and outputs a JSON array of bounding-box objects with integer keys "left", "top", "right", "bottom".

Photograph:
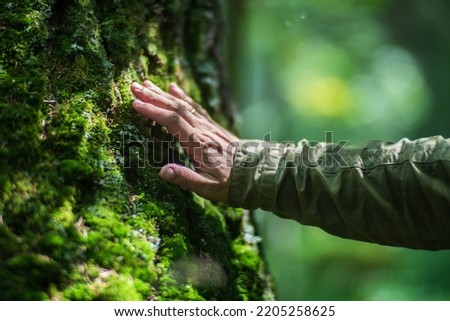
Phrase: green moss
[{"left": 0, "top": 0, "right": 273, "bottom": 301}]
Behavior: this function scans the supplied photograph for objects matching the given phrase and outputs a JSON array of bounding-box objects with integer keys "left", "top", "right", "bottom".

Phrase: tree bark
[{"left": 0, "top": 0, "right": 273, "bottom": 300}]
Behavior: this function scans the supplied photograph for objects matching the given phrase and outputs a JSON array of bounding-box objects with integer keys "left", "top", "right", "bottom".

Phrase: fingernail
[
  {"left": 161, "top": 167, "right": 175, "bottom": 181},
  {"left": 133, "top": 99, "right": 144, "bottom": 106},
  {"left": 170, "top": 83, "right": 180, "bottom": 91},
  {"left": 132, "top": 82, "right": 143, "bottom": 90}
]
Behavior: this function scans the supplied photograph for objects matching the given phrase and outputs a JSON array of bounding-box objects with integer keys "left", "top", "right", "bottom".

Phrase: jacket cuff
[{"left": 228, "top": 140, "right": 283, "bottom": 211}]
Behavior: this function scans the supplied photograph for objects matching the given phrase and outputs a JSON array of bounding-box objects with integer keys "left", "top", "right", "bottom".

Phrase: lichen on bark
[{"left": 0, "top": 0, "right": 273, "bottom": 300}]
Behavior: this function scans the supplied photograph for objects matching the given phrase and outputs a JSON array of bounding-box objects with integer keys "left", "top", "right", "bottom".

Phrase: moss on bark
[{"left": 0, "top": 0, "right": 273, "bottom": 300}]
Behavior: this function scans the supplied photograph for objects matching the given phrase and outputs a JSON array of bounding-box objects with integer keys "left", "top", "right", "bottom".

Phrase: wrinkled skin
[{"left": 131, "top": 80, "right": 238, "bottom": 202}]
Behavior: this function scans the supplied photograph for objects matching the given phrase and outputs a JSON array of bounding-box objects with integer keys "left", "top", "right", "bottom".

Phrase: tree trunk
[{"left": 0, "top": 0, "right": 273, "bottom": 300}]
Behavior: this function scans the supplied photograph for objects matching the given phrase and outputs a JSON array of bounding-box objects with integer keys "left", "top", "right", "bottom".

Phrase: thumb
[{"left": 160, "top": 164, "right": 217, "bottom": 198}]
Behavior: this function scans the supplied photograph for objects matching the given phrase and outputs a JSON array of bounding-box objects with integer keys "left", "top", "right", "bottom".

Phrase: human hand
[{"left": 130, "top": 80, "right": 238, "bottom": 202}]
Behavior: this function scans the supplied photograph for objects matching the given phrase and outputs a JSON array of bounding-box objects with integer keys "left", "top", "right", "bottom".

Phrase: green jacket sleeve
[{"left": 228, "top": 136, "right": 450, "bottom": 250}]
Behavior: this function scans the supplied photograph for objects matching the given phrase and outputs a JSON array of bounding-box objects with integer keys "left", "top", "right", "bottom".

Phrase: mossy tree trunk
[{"left": 0, "top": 0, "right": 273, "bottom": 300}]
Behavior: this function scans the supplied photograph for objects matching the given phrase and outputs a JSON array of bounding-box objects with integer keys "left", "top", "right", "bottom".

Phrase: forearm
[{"left": 228, "top": 136, "right": 450, "bottom": 250}]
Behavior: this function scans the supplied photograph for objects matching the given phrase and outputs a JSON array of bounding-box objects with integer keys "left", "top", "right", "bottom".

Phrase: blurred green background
[{"left": 224, "top": 0, "right": 450, "bottom": 300}]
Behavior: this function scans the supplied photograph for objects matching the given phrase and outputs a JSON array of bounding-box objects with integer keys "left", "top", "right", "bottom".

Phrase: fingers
[
  {"left": 168, "top": 83, "right": 211, "bottom": 119},
  {"left": 132, "top": 99, "right": 192, "bottom": 140},
  {"left": 167, "top": 82, "right": 238, "bottom": 141},
  {"left": 131, "top": 82, "right": 198, "bottom": 125},
  {"left": 143, "top": 80, "right": 165, "bottom": 95},
  {"left": 168, "top": 83, "right": 195, "bottom": 105},
  {"left": 143, "top": 80, "right": 190, "bottom": 109},
  {"left": 130, "top": 80, "right": 235, "bottom": 202},
  {"left": 160, "top": 164, "right": 226, "bottom": 202},
  {"left": 142, "top": 80, "right": 204, "bottom": 119}
]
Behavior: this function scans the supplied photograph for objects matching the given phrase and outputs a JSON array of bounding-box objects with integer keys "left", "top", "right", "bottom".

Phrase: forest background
[{"left": 225, "top": 0, "right": 450, "bottom": 300}]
